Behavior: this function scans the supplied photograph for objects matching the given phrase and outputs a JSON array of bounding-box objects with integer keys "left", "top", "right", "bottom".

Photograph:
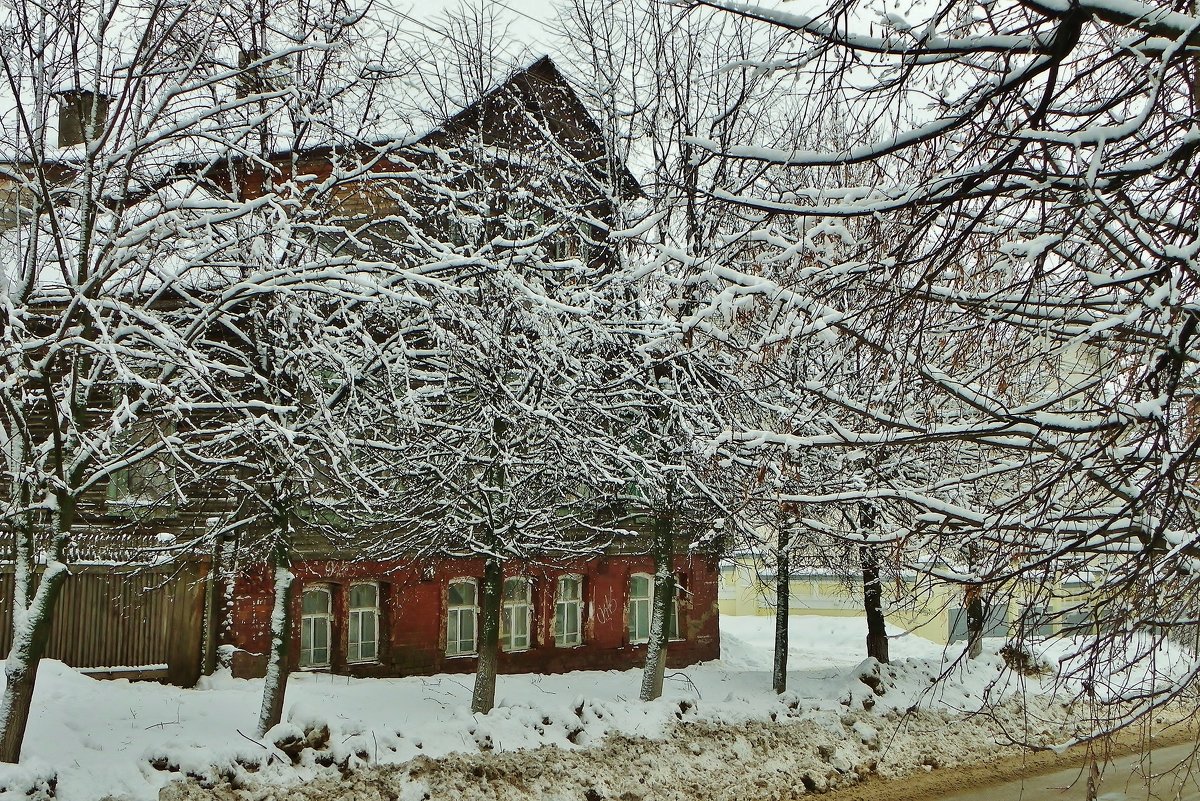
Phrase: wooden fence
[{"left": 0, "top": 561, "right": 207, "bottom": 686}]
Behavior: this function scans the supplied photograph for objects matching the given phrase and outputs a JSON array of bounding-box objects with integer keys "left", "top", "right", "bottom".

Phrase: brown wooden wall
[{"left": 0, "top": 561, "right": 207, "bottom": 686}]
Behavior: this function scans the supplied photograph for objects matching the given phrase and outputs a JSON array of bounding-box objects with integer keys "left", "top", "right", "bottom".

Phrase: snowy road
[
  {"left": 819, "top": 740, "right": 1200, "bottom": 801},
  {"left": 941, "top": 743, "right": 1200, "bottom": 801},
  {"left": 902, "top": 743, "right": 1200, "bottom": 801}
]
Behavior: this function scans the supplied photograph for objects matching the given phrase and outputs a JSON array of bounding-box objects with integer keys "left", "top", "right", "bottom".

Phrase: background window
[
  {"left": 627, "top": 574, "right": 651, "bottom": 643},
  {"left": 106, "top": 417, "right": 176, "bottom": 514},
  {"left": 554, "top": 575, "right": 583, "bottom": 647},
  {"left": 348, "top": 583, "right": 379, "bottom": 663},
  {"left": 501, "top": 577, "right": 532, "bottom": 652},
  {"left": 446, "top": 579, "right": 478, "bottom": 656},
  {"left": 670, "top": 574, "right": 684, "bottom": 641},
  {"left": 628, "top": 574, "right": 682, "bottom": 643},
  {"left": 300, "top": 587, "right": 332, "bottom": 668}
]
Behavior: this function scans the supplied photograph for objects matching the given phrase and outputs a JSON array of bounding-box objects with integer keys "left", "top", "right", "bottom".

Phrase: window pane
[
  {"left": 630, "top": 600, "right": 649, "bottom": 641},
  {"left": 350, "top": 584, "right": 377, "bottom": 609},
  {"left": 300, "top": 619, "right": 312, "bottom": 661},
  {"left": 555, "top": 606, "right": 566, "bottom": 642},
  {"left": 567, "top": 605, "right": 580, "bottom": 641},
  {"left": 449, "top": 581, "right": 475, "bottom": 607},
  {"left": 503, "top": 578, "right": 529, "bottom": 602},
  {"left": 302, "top": 589, "right": 329, "bottom": 614},
  {"left": 630, "top": 575, "right": 649, "bottom": 599},
  {"left": 560, "top": 576, "right": 580, "bottom": 601},
  {"left": 314, "top": 619, "right": 328, "bottom": 650},
  {"left": 360, "top": 612, "right": 378, "bottom": 660},
  {"left": 349, "top": 608, "right": 378, "bottom": 663}
]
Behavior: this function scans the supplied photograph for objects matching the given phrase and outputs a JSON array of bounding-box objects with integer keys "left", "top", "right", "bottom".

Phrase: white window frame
[
  {"left": 627, "top": 573, "right": 652, "bottom": 644},
  {"left": 554, "top": 574, "right": 584, "bottom": 648},
  {"left": 669, "top": 574, "right": 685, "bottom": 641},
  {"left": 501, "top": 577, "right": 533, "bottom": 652},
  {"left": 300, "top": 585, "right": 333, "bottom": 670},
  {"left": 628, "top": 573, "right": 684, "bottom": 644},
  {"left": 347, "top": 582, "right": 380, "bottom": 664},
  {"left": 446, "top": 578, "right": 478, "bottom": 657}
]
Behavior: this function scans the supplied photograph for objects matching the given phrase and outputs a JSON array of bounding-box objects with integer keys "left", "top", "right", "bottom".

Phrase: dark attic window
[
  {"left": 237, "top": 49, "right": 279, "bottom": 98},
  {"left": 55, "top": 90, "right": 110, "bottom": 148}
]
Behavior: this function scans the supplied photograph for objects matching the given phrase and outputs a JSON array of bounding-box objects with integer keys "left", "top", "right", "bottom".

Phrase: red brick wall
[{"left": 227, "top": 553, "right": 720, "bottom": 679}]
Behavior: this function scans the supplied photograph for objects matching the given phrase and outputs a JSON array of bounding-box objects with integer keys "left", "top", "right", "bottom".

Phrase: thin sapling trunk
[
  {"left": 966, "top": 588, "right": 985, "bottom": 660},
  {"left": 772, "top": 526, "right": 790, "bottom": 693},
  {"left": 201, "top": 532, "right": 228, "bottom": 677}
]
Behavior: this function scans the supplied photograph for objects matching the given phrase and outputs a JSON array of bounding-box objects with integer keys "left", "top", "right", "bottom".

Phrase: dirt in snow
[{"left": 156, "top": 698, "right": 1191, "bottom": 801}]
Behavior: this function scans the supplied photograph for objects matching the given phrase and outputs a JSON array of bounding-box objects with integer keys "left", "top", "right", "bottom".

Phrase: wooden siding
[{"left": 0, "top": 561, "right": 207, "bottom": 686}]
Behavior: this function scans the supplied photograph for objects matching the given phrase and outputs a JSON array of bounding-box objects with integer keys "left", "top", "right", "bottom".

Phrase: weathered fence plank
[{"left": 0, "top": 561, "right": 206, "bottom": 686}]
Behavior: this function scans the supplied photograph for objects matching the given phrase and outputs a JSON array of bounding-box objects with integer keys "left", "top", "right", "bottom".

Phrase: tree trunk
[
  {"left": 256, "top": 547, "right": 295, "bottom": 737},
  {"left": 0, "top": 498, "right": 72, "bottom": 764},
  {"left": 772, "top": 526, "right": 790, "bottom": 694},
  {"left": 0, "top": 560, "right": 69, "bottom": 763},
  {"left": 201, "top": 533, "right": 226, "bottom": 677},
  {"left": 471, "top": 558, "right": 503, "bottom": 715},
  {"left": 861, "top": 544, "right": 889, "bottom": 664},
  {"left": 640, "top": 512, "right": 674, "bottom": 702},
  {"left": 966, "top": 589, "right": 985, "bottom": 660}
]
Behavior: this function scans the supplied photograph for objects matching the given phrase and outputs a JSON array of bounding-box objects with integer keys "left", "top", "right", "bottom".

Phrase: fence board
[{"left": 0, "top": 561, "right": 206, "bottom": 685}]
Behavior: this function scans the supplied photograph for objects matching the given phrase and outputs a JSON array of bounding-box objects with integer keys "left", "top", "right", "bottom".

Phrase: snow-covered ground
[{"left": 0, "top": 616, "right": 1188, "bottom": 801}]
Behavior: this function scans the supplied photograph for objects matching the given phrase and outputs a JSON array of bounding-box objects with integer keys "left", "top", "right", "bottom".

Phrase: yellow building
[{"left": 718, "top": 555, "right": 1092, "bottom": 645}]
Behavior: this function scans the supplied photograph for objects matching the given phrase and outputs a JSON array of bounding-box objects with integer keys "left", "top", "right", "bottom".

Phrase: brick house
[
  {"left": 198, "top": 54, "right": 722, "bottom": 681},
  {"left": 0, "top": 53, "right": 721, "bottom": 685},
  {"left": 230, "top": 552, "right": 720, "bottom": 679}
]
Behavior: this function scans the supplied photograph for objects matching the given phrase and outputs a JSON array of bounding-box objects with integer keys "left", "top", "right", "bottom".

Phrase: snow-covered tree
[
  {"left": 205, "top": 282, "right": 393, "bottom": 737},
  {"left": 318, "top": 9, "right": 650, "bottom": 715},
  {"left": 0, "top": 0, "right": 410, "bottom": 759},
  {"left": 688, "top": 0, "right": 1200, "bottom": 725},
  {"left": 560, "top": 0, "right": 809, "bottom": 700}
]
